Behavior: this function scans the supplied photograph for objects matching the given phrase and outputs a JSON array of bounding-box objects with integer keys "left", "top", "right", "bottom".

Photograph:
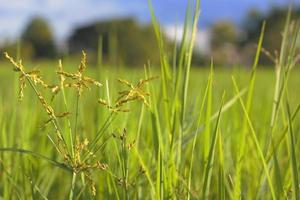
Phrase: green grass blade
[
  {"left": 272, "top": 141, "right": 284, "bottom": 198},
  {"left": 233, "top": 21, "right": 266, "bottom": 200},
  {"left": 203, "top": 63, "right": 213, "bottom": 161},
  {"left": 218, "top": 130, "right": 225, "bottom": 200},
  {"left": 232, "top": 77, "right": 276, "bottom": 199},
  {"left": 286, "top": 100, "right": 300, "bottom": 200},
  {"left": 182, "top": 87, "right": 247, "bottom": 146},
  {"left": 181, "top": 0, "right": 200, "bottom": 122},
  {"left": 187, "top": 68, "right": 210, "bottom": 200},
  {"left": 0, "top": 148, "right": 71, "bottom": 171},
  {"left": 202, "top": 92, "right": 225, "bottom": 199}
]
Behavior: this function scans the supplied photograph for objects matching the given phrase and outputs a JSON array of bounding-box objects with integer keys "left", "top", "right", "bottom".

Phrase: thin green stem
[
  {"left": 69, "top": 172, "right": 77, "bottom": 200},
  {"left": 73, "top": 94, "right": 80, "bottom": 146}
]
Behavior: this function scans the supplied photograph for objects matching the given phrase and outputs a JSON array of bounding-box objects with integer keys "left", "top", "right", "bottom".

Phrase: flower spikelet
[
  {"left": 116, "top": 76, "right": 159, "bottom": 108},
  {"left": 4, "top": 52, "right": 50, "bottom": 100},
  {"left": 56, "top": 51, "right": 102, "bottom": 96}
]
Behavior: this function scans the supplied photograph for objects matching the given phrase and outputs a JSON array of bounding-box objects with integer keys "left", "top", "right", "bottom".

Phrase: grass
[{"left": 0, "top": 1, "right": 300, "bottom": 199}]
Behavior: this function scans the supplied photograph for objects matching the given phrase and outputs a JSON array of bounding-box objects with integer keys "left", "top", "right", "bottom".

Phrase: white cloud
[
  {"left": 0, "top": 17, "right": 28, "bottom": 44},
  {"left": 195, "top": 30, "right": 211, "bottom": 54},
  {"left": 0, "top": 0, "right": 35, "bottom": 10},
  {"left": 44, "top": 0, "right": 66, "bottom": 8},
  {"left": 0, "top": 0, "right": 146, "bottom": 42},
  {"left": 164, "top": 25, "right": 211, "bottom": 55}
]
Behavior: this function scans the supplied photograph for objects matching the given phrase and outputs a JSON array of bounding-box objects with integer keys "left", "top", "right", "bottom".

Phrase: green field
[
  {"left": 0, "top": 59, "right": 299, "bottom": 199},
  {"left": 1, "top": 2, "right": 300, "bottom": 199}
]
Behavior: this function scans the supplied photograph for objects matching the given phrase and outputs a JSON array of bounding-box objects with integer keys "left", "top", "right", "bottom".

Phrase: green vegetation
[
  {"left": 241, "top": 7, "right": 300, "bottom": 65},
  {"left": 0, "top": 17, "right": 57, "bottom": 60},
  {"left": 21, "top": 17, "right": 57, "bottom": 59},
  {"left": 68, "top": 18, "right": 164, "bottom": 66},
  {"left": 0, "top": 1, "right": 300, "bottom": 199}
]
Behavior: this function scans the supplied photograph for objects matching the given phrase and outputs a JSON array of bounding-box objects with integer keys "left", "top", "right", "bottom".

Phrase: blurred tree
[
  {"left": 210, "top": 21, "right": 239, "bottom": 66},
  {"left": 211, "top": 21, "right": 237, "bottom": 48},
  {"left": 240, "top": 8, "right": 264, "bottom": 46},
  {"left": 68, "top": 18, "right": 166, "bottom": 66},
  {"left": 241, "top": 7, "right": 300, "bottom": 64},
  {"left": 22, "top": 17, "right": 56, "bottom": 59}
]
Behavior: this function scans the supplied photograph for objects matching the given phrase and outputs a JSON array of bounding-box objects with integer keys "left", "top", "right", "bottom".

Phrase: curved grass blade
[
  {"left": 202, "top": 93, "right": 225, "bottom": 199},
  {"left": 286, "top": 100, "right": 300, "bottom": 200},
  {"left": 182, "top": 87, "right": 247, "bottom": 146},
  {"left": 0, "top": 148, "right": 71, "bottom": 172},
  {"left": 233, "top": 21, "right": 266, "bottom": 200},
  {"left": 232, "top": 77, "right": 276, "bottom": 200}
]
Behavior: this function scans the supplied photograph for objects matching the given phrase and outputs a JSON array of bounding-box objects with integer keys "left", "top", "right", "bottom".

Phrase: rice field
[{"left": 0, "top": 1, "right": 300, "bottom": 200}]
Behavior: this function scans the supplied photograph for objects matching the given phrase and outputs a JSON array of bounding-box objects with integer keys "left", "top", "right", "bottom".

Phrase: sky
[{"left": 0, "top": 0, "right": 299, "bottom": 44}]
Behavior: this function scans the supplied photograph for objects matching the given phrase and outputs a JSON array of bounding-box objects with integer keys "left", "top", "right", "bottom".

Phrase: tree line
[{"left": 1, "top": 7, "right": 299, "bottom": 67}]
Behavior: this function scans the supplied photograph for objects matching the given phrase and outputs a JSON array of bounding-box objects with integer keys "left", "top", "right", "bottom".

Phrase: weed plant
[{"left": 0, "top": 1, "right": 300, "bottom": 199}]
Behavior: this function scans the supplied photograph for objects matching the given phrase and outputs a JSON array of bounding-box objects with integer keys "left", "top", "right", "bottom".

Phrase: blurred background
[{"left": 0, "top": 0, "right": 299, "bottom": 67}]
